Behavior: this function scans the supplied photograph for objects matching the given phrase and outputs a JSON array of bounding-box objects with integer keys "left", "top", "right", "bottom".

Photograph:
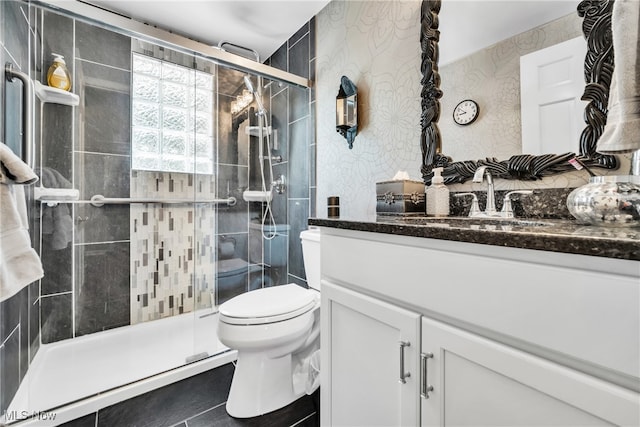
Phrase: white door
[
  {"left": 421, "top": 317, "right": 640, "bottom": 426},
  {"left": 321, "top": 281, "right": 421, "bottom": 427},
  {"left": 520, "top": 36, "right": 587, "bottom": 155}
]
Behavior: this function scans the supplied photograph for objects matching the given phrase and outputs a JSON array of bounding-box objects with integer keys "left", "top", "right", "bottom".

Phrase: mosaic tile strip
[{"left": 130, "top": 171, "right": 216, "bottom": 324}]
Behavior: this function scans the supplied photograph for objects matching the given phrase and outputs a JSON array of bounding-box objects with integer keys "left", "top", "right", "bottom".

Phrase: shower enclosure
[{"left": 0, "top": 1, "right": 316, "bottom": 424}]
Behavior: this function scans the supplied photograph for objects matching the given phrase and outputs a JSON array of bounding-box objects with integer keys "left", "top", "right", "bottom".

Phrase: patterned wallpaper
[
  {"left": 315, "top": 1, "right": 630, "bottom": 218},
  {"left": 316, "top": 0, "right": 423, "bottom": 219}
]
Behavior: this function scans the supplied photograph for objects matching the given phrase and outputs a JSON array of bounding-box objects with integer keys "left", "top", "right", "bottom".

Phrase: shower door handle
[{"left": 5, "top": 62, "right": 34, "bottom": 168}]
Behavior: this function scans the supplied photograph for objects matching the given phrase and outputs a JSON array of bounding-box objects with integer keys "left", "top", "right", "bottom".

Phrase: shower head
[
  {"left": 243, "top": 75, "right": 255, "bottom": 93},
  {"left": 243, "top": 75, "right": 266, "bottom": 115}
]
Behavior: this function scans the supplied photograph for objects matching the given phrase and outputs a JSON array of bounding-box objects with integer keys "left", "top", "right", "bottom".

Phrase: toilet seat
[{"left": 219, "top": 284, "right": 318, "bottom": 326}]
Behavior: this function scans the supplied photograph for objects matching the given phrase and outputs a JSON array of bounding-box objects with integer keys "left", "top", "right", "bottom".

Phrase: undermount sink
[{"left": 393, "top": 216, "right": 555, "bottom": 229}]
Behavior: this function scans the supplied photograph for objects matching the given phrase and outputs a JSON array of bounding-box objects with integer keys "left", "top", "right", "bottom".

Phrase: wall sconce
[{"left": 336, "top": 75, "right": 357, "bottom": 149}]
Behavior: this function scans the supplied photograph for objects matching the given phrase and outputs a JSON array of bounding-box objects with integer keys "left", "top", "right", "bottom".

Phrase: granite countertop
[{"left": 308, "top": 215, "right": 640, "bottom": 261}]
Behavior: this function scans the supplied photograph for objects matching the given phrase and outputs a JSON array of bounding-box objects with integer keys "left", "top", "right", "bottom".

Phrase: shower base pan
[{"left": 5, "top": 311, "right": 235, "bottom": 426}]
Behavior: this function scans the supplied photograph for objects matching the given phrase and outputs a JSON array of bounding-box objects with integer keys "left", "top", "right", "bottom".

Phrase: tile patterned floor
[{"left": 60, "top": 363, "right": 319, "bottom": 427}]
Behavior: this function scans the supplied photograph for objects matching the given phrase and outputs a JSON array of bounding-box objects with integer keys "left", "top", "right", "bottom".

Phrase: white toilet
[{"left": 217, "top": 228, "right": 321, "bottom": 418}]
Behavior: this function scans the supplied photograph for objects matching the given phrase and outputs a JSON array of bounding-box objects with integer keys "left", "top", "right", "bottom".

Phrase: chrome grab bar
[
  {"left": 35, "top": 193, "right": 237, "bottom": 207},
  {"left": 89, "top": 195, "right": 237, "bottom": 207},
  {"left": 5, "top": 62, "right": 34, "bottom": 168}
]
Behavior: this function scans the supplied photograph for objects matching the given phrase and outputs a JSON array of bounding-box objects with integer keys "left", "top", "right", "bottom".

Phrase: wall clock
[{"left": 453, "top": 99, "right": 479, "bottom": 125}]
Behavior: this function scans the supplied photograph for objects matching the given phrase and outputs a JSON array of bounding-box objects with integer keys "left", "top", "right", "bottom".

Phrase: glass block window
[{"left": 132, "top": 53, "right": 214, "bottom": 174}]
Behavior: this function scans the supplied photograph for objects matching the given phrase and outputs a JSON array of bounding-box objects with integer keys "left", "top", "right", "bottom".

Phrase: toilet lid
[{"left": 219, "top": 284, "right": 318, "bottom": 325}]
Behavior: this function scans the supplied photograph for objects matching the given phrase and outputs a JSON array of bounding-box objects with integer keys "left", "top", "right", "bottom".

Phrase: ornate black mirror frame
[{"left": 420, "top": 0, "right": 618, "bottom": 185}]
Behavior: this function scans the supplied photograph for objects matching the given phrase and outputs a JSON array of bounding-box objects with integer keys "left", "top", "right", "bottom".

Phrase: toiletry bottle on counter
[
  {"left": 426, "top": 167, "right": 449, "bottom": 217},
  {"left": 47, "top": 54, "right": 71, "bottom": 91}
]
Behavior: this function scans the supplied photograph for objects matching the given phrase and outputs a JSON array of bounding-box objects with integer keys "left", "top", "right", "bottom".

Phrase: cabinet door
[
  {"left": 421, "top": 317, "right": 640, "bottom": 426},
  {"left": 322, "top": 281, "right": 421, "bottom": 427}
]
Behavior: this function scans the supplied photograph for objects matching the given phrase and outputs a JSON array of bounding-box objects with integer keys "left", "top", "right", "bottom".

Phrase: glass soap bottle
[
  {"left": 47, "top": 53, "right": 71, "bottom": 91},
  {"left": 426, "top": 167, "right": 450, "bottom": 217}
]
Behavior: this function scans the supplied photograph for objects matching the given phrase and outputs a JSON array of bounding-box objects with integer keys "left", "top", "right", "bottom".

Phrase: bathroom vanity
[{"left": 310, "top": 216, "right": 640, "bottom": 426}]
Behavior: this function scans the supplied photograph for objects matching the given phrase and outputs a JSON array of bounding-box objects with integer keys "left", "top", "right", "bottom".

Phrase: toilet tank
[{"left": 300, "top": 228, "right": 321, "bottom": 291}]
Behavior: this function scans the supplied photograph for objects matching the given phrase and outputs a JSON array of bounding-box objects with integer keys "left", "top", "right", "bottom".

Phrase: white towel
[
  {"left": 597, "top": 0, "right": 640, "bottom": 153},
  {"left": 0, "top": 143, "right": 43, "bottom": 302},
  {"left": 0, "top": 142, "right": 38, "bottom": 184}
]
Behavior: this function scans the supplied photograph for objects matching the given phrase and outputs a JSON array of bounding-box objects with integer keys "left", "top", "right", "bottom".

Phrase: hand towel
[
  {"left": 0, "top": 145, "right": 44, "bottom": 302},
  {"left": 597, "top": 0, "right": 640, "bottom": 153},
  {"left": 0, "top": 142, "right": 38, "bottom": 184},
  {"left": 37, "top": 167, "right": 74, "bottom": 250}
]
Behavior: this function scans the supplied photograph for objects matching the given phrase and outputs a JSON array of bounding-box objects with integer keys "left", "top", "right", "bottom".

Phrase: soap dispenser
[
  {"left": 47, "top": 53, "right": 71, "bottom": 91},
  {"left": 426, "top": 167, "right": 450, "bottom": 217}
]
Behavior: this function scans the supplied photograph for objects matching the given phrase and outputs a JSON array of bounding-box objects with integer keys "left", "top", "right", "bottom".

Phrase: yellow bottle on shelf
[{"left": 46, "top": 53, "right": 71, "bottom": 91}]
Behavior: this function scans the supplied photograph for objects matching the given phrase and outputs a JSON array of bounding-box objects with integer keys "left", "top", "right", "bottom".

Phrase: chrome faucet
[{"left": 472, "top": 166, "right": 498, "bottom": 216}]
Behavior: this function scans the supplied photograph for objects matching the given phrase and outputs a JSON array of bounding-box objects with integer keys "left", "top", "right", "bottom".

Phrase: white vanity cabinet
[
  {"left": 421, "top": 317, "right": 638, "bottom": 426},
  {"left": 319, "top": 227, "right": 640, "bottom": 426},
  {"left": 322, "top": 281, "right": 421, "bottom": 426}
]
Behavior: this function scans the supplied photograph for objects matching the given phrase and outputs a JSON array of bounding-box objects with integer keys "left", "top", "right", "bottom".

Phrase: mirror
[
  {"left": 419, "top": 0, "right": 618, "bottom": 185},
  {"left": 336, "top": 75, "right": 358, "bottom": 149}
]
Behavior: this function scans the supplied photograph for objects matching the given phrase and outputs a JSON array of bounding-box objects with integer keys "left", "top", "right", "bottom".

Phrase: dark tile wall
[
  {"left": 0, "top": 19, "right": 134, "bottom": 416},
  {"left": 59, "top": 363, "right": 319, "bottom": 427},
  {"left": 75, "top": 243, "right": 131, "bottom": 336},
  {"left": 0, "top": 0, "right": 39, "bottom": 415},
  {"left": 215, "top": 16, "right": 316, "bottom": 297},
  {"left": 72, "top": 22, "right": 132, "bottom": 336},
  {"left": 36, "top": 9, "right": 75, "bottom": 348},
  {"left": 34, "top": 11, "right": 134, "bottom": 343},
  {"left": 216, "top": 78, "right": 252, "bottom": 302},
  {"left": 34, "top": 5, "right": 75, "bottom": 348},
  {"left": 264, "top": 19, "right": 317, "bottom": 288}
]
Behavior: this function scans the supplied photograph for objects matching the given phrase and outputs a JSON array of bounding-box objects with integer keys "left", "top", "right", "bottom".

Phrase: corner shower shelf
[
  {"left": 242, "top": 190, "right": 273, "bottom": 203},
  {"left": 34, "top": 186, "right": 80, "bottom": 206},
  {"left": 245, "top": 125, "right": 272, "bottom": 136},
  {"left": 34, "top": 81, "right": 79, "bottom": 106},
  {"left": 245, "top": 125, "right": 278, "bottom": 149}
]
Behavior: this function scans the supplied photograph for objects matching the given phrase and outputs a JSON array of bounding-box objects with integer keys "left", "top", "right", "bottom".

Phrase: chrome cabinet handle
[
  {"left": 399, "top": 341, "right": 411, "bottom": 384},
  {"left": 421, "top": 352, "right": 434, "bottom": 398}
]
